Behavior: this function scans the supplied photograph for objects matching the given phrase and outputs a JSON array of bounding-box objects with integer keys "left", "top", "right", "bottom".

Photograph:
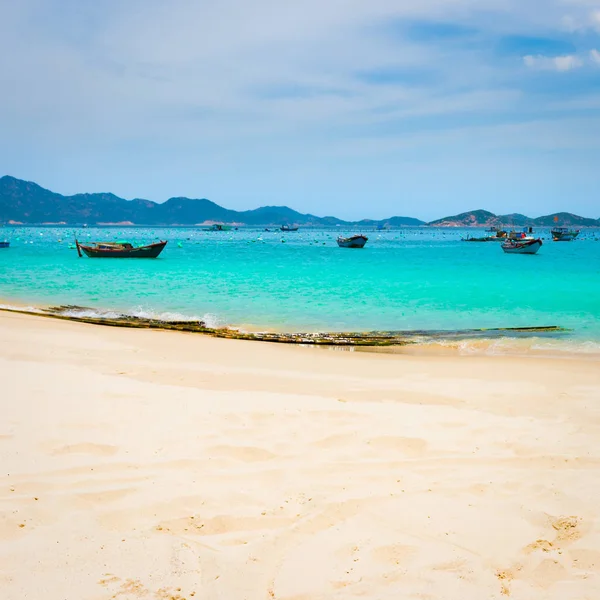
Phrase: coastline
[
  {"left": 1, "top": 310, "right": 600, "bottom": 598},
  {"left": 2, "top": 301, "right": 596, "bottom": 360}
]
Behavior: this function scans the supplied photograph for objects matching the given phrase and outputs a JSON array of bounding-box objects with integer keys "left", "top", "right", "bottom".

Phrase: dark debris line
[{"left": 1, "top": 305, "right": 568, "bottom": 347}]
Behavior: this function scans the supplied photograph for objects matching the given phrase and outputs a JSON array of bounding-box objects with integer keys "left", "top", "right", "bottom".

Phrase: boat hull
[
  {"left": 0, "top": 241, "right": 9, "bottom": 248},
  {"left": 551, "top": 228, "right": 579, "bottom": 241},
  {"left": 206, "top": 224, "right": 231, "bottom": 231},
  {"left": 78, "top": 241, "right": 167, "bottom": 258},
  {"left": 552, "top": 233, "right": 579, "bottom": 241},
  {"left": 501, "top": 239, "right": 542, "bottom": 254},
  {"left": 337, "top": 235, "right": 368, "bottom": 248}
]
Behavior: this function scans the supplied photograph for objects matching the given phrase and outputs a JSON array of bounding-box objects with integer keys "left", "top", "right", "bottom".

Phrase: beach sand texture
[{"left": 1, "top": 311, "right": 600, "bottom": 599}]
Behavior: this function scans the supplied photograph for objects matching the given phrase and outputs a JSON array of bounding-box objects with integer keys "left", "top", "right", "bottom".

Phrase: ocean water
[{"left": 1, "top": 226, "right": 600, "bottom": 355}]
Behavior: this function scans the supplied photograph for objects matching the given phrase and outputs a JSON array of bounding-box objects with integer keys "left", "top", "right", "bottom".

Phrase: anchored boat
[
  {"left": 280, "top": 225, "right": 299, "bottom": 232},
  {"left": 463, "top": 228, "right": 507, "bottom": 242},
  {"left": 337, "top": 235, "right": 368, "bottom": 248},
  {"left": 551, "top": 227, "right": 579, "bottom": 241},
  {"left": 76, "top": 240, "right": 167, "bottom": 258},
  {"left": 0, "top": 241, "right": 9, "bottom": 248},
  {"left": 501, "top": 238, "right": 542, "bottom": 255},
  {"left": 205, "top": 224, "right": 232, "bottom": 232}
]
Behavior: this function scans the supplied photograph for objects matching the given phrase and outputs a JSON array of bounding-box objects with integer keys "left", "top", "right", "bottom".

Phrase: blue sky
[{"left": 1, "top": 0, "right": 599, "bottom": 220}]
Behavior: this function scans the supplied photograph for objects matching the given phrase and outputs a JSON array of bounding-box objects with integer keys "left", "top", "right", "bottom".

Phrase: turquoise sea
[{"left": 1, "top": 226, "right": 600, "bottom": 355}]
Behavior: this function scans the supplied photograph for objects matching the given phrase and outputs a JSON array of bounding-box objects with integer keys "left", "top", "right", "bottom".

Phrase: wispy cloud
[
  {"left": 591, "top": 49, "right": 600, "bottom": 65},
  {"left": 562, "top": 8, "right": 600, "bottom": 32},
  {"left": 523, "top": 54, "right": 584, "bottom": 71}
]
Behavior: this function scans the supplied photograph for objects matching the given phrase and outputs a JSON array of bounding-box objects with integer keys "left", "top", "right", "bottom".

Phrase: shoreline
[
  {"left": 1, "top": 302, "right": 594, "bottom": 360},
  {"left": 1, "top": 310, "right": 599, "bottom": 598}
]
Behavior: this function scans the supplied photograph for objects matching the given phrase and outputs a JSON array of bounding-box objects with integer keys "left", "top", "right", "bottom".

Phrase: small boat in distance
[
  {"left": 501, "top": 238, "right": 542, "bottom": 255},
  {"left": 551, "top": 227, "right": 579, "bottom": 241},
  {"left": 463, "top": 228, "right": 507, "bottom": 242},
  {"left": 337, "top": 235, "right": 368, "bottom": 248},
  {"left": 76, "top": 240, "right": 167, "bottom": 258},
  {"left": 205, "top": 224, "right": 232, "bottom": 232},
  {"left": 281, "top": 225, "right": 299, "bottom": 232},
  {"left": 0, "top": 241, "right": 10, "bottom": 248}
]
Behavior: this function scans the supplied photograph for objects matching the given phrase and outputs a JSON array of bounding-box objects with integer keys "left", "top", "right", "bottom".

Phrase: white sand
[{"left": 1, "top": 311, "right": 599, "bottom": 599}]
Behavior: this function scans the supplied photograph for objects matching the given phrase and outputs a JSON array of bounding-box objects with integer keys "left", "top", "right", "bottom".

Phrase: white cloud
[
  {"left": 560, "top": 7, "right": 600, "bottom": 32},
  {"left": 523, "top": 54, "right": 583, "bottom": 71},
  {"left": 591, "top": 49, "right": 600, "bottom": 65}
]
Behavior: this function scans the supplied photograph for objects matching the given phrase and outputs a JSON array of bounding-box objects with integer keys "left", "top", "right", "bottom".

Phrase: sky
[{"left": 1, "top": 0, "right": 599, "bottom": 220}]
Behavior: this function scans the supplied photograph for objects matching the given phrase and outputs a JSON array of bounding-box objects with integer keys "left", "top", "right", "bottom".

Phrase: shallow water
[{"left": 1, "top": 226, "right": 599, "bottom": 354}]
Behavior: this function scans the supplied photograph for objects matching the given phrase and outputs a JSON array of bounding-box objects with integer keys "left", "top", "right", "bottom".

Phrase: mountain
[
  {"left": 1, "top": 176, "right": 598, "bottom": 227},
  {"left": 427, "top": 209, "right": 600, "bottom": 227},
  {"left": 427, "top": 209, "right": 498, "bottom": 227},
  {"left": 496, "top": 213, "right": 531, "bottom": 227},
  {"left": 354, "top": 216, "right": 424, "bottom": 227},
  {"left": 532, "top": 212, "right": 600, "bottom": 227},
  {"left": 0, "top": 176, "right": 424, "bottom": 227}
]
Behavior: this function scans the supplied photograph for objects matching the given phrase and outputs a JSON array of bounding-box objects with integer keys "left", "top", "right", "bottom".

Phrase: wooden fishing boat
[
  {"left": 0, "top": 241, "right": 10, "bottom": 248},
  {"left": 280, "top": 225, "right": 299, "bottom": 232},
  {"left": 551, "top": 227, "right": 579, "bottom": 241},
  {"left": 501, "top": 238, "right": 542, "bottom": 255},
  {"left": 76, "top": 240, "right": 167, "bottom": 258},
  {"left": 337, "top": 234, "right": 368, "bottom": 248}
]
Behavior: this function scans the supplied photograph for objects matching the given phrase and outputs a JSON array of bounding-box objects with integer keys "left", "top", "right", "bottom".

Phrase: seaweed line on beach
[{"left": 0, "top": 305, "right": 569, "bottom": 347}]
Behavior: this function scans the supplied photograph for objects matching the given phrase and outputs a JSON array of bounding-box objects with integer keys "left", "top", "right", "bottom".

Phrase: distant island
[
  {"left": 1, "top": 175, "right": 598, "bottom": 227},
  {"left": 428, "top": 209, "right": 599, "bottom": 228}
]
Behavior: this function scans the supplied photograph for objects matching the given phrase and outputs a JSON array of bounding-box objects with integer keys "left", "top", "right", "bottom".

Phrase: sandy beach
[{"left": 1, "top": 311, "right": 599, "bottom": 599}]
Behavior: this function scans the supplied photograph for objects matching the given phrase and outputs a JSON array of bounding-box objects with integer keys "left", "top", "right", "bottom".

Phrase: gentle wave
[
  {"left": 402, "top": 336, "right": 600, "bottom": 359},
  {"left": 0, "top": 303, "right": 45, "bottom": 314},
  {"left": 0, "top": 302, "right": 224, "bottom": 330}
]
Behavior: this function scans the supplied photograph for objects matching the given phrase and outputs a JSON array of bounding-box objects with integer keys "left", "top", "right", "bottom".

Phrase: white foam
[
  {"left": 414, "top": 336, "right": 600, "bottom": 359},
  {"left": 58, "top": 307, "right": 124, "bottom": 320},
  {"left": 0, "top": 302, "right": 224, "bottom": 328},
  {"left": 0, "top": 303, "right": 45, "bottom": 314},
  {"left": 127, "top": 306, "right": 223, "bottom": 327}
]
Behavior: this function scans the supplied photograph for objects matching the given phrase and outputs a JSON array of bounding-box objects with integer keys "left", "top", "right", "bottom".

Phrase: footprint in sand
[
  {"left": 550, "top": 515, "right": 583, "bottom": 542},
  {"left": 98, "top": 575, "right": 195, "bottom": 600},
  {"left": 495, "top": 568, "right": 515, "bottom": 596},
  {"left": 496, "top": 514, "right": 585, "bottom": 596},
  {"left": 524, "top": 539, "right": 555, "bottom": 554}
]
